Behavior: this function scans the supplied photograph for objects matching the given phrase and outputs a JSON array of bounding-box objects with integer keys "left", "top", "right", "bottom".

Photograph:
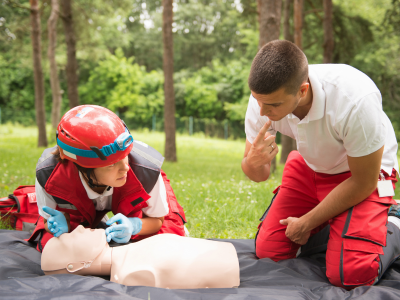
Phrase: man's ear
[{"left": 299, "top": 81, "right": 309, "bottom": 98}]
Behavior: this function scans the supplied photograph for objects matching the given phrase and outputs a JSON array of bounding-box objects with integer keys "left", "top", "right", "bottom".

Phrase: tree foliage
[
  {"left": 79, "top": 48, "right": 164, "bottom": 125},
  {"left": 0, "top": 0, "right": 400, "bottom": 138}
]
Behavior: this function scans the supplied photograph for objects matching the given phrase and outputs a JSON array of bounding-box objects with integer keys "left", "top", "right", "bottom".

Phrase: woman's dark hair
[
  {"left": 248, "top": 40, "right": 308, "bottom": 95},
  {"left": 52, "top": 147, "right": 98, "bottom": 185}
]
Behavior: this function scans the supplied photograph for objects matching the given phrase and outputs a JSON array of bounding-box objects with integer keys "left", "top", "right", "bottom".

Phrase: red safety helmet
[{"left": 56, "top": 105, "right": 134, "bottom": 168}]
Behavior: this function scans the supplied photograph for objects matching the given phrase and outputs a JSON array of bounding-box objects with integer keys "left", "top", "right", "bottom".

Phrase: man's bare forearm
[{"left": 241, "top": 157, "right": 271, "bottom": 182}]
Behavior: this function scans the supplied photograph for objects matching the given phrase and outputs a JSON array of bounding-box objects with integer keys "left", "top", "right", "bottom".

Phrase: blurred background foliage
[{"left": 0, "top": 0, "right": 400, "bottom": 139}]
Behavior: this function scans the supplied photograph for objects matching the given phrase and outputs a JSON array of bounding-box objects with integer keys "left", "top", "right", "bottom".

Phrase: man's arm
[
  {"left": 241, "top": 120, "right": 279, "bottom": 182},
  {"left": 281, "top": 146, "right": 384, "bottom": 245}
]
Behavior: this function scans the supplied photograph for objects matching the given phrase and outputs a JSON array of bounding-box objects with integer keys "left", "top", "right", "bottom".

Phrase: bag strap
[{"left": 8, "top": 194, "right": 20, "bottom": 213}]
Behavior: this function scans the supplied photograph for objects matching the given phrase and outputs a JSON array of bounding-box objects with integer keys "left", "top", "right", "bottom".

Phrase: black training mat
[{"left": 1, "top": 230, "right": 400, "bottom": 300}]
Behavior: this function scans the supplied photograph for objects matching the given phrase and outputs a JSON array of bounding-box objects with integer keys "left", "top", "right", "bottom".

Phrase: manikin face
[
  {"left": 41, "top": 226, "right": 108, "bottom": 274},
  {"left": 67, "top": 224, "right": 103, "bottom": 240},
  {"left": 251, "top": 82, "right": 309, "bottom": 121},
  {"left": 93, "top": 155, "right": 130, "bottom": 187}
]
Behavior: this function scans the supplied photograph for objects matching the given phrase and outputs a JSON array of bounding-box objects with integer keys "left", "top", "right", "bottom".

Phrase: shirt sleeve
[
  {"left": 141, "top": 174, "right": 169, "bottom": 218},
  {"left": 245, "top": 94, "right": 276, "bottom": 144},
  {"left": 338, "top": 92, "right": 387, "bottom": 157},
  {"left": 35, "top": 178, "right": 57, "bottom": 219}
]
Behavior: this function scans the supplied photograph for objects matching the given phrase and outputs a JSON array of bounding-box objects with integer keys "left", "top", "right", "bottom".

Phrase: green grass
[
  {"left": 2, "top": 124, "right": 400, "bottom": 239},
  {"left": 0, "top": 124, "right": 283, "bottom": 238}
]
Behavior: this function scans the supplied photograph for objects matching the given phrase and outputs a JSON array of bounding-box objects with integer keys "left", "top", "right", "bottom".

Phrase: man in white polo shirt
[{"left": 242, "top": 40, "right": 400, "bottom": 289}]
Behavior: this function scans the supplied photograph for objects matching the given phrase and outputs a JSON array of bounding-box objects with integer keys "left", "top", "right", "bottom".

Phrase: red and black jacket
[{"left": 29, "top": 143, "right": 187, "bottom": 251}]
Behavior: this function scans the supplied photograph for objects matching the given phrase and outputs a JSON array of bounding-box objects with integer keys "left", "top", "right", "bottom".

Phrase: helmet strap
[
  {"left": 87, "top": 169, "right": 95, "bottom": 188},
  {"left": 86, "top": 169, "right": 107, "bottom": 189}
]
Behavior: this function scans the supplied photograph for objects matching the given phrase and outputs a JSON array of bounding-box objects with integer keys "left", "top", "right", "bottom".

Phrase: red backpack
[{"left": 0, "top": 185, "right": 40, "bottom": 233}]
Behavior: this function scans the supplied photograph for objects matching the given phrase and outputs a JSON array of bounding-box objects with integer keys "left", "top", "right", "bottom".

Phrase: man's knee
[
  {"left": 326, "top": 239, "right": 380, "bottom": 289},
  {"left": 287, "top": 150, "right": 300, "bottom": 160},
  {"left": 285, "top": 151, "right": 303, "bottom": 168},
  {"left": 255, "top": 226, "right": 297, "bottom": 261},
  {"left": 255, "top": 240, "right": 295, "bottom": 261},
  {"left": 327, "top": 259, "right": 378, "bottom": 290}
]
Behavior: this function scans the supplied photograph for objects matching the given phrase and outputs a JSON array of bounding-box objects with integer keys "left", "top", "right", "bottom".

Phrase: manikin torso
[{"left": 41, "top": 226, "right": 240, "bottom": 289}]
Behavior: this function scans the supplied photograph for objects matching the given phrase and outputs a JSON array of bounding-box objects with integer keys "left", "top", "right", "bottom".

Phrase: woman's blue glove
[
  {"left": 105, "top": 213, "right": 142, "bottom": 243},
  {"left": 42, "top": 206, "right": 69, "bottom": 238}
]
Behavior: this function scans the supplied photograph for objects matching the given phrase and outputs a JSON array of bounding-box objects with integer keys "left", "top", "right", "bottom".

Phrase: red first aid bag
[{"left": 0, "top": 185, "right": 40, "bottom": 233}]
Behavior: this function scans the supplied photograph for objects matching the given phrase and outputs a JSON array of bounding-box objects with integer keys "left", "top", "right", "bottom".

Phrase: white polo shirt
[
  {"left": 36, "top": 173, "right": 169, "bottom": 219},
  {"left": 245, "top": 64, "right": 399, "bottom": 175}
]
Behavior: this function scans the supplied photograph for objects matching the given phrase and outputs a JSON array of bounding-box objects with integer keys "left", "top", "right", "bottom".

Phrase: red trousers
[{"left": 256, "top": 151, "right": 397, "bottom": 289}]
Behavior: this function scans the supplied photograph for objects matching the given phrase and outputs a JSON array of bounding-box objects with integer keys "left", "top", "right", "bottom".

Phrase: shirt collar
[
  {"left": 79, "top": 172, "right": 113, "bottom": 200},
  {"left": 305, "top": 66, "right": 326, "bottom": 122},
  {"left": 284, "top": 66, "right": 325, "bottom": 123}
]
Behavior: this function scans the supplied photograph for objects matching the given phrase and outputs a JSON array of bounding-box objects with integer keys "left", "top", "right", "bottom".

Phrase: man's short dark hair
[{"left": 248, "top": 40, "right": 308, "bottom": 95}]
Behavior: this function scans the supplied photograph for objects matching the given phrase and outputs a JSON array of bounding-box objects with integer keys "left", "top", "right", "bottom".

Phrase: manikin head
[
  {"left": 55, "top": 105, "right": 133, "bottom": 188},
  {"left": 41, "top": 225, "right": 111, "bottom": 275},
  {"left": 248, "top": 40, "right": 310, "bottom": 121}
]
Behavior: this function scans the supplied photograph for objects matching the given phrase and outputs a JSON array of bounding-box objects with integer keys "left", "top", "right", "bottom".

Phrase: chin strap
[
  {"left": 86, "top": 169, "right": 108, "bottom": 189},
  {"left": 86, "top": 169, "right": 96, "bottom": 188}
]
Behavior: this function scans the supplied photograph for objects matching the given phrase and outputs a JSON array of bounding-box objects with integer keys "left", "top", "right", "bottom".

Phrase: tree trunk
[
  {"left": 61, "top": 0, "right": 79, "bottom": 108},
  {"left": 30, "top": 0, "right": 47, "bottom": 147},
  {"left": 258, "top": 0, "right": 282, "bottom": 173},
  {"left": 323, "top": 0, "right": 334, "bottom": 63},
  {"left": 258, "top": 0, "right": 282, "bottom": 48},
  {"left": 280, "top": 0, "right": 297, "bottom": 163},
  {"left": 290, "top": 0, "right": 304, "bottom": 164},
  {"left": 283, "top": 0, "right": 294, "bottom": 42},
  {"left": 162, "top": 0, "right": 177, "bottom": 162},
  {"left": 280, "top": 135, "right": 297, "bottom": 163},
  {"left": 48, "top": 0, "right": 62, "bottom": 130},
  {"left": 294, "top": 0, "right": 303, "bottom": 49}
]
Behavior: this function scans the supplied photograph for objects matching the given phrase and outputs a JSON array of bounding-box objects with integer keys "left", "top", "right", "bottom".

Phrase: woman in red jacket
[{"left": 29, "top": 105, "right": 186, "bottom": 251}]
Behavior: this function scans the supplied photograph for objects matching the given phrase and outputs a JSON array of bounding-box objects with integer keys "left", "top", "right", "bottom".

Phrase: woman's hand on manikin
[
  {"left": 43, "top": 206, "right": 69, "bottom": 238},
  {"left": 105, "top": 213, "right": 142, "bottom": 243}
]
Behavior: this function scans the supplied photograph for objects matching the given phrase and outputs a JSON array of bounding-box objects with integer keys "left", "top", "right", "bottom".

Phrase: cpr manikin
[{"left": 41, "top": 226, "right": 240, "bottom": 289}]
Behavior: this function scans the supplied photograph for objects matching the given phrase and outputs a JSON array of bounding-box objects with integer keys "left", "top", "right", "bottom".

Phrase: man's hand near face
[{"left": 242, "top": 120, "right": 279, "bottom": 182}]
